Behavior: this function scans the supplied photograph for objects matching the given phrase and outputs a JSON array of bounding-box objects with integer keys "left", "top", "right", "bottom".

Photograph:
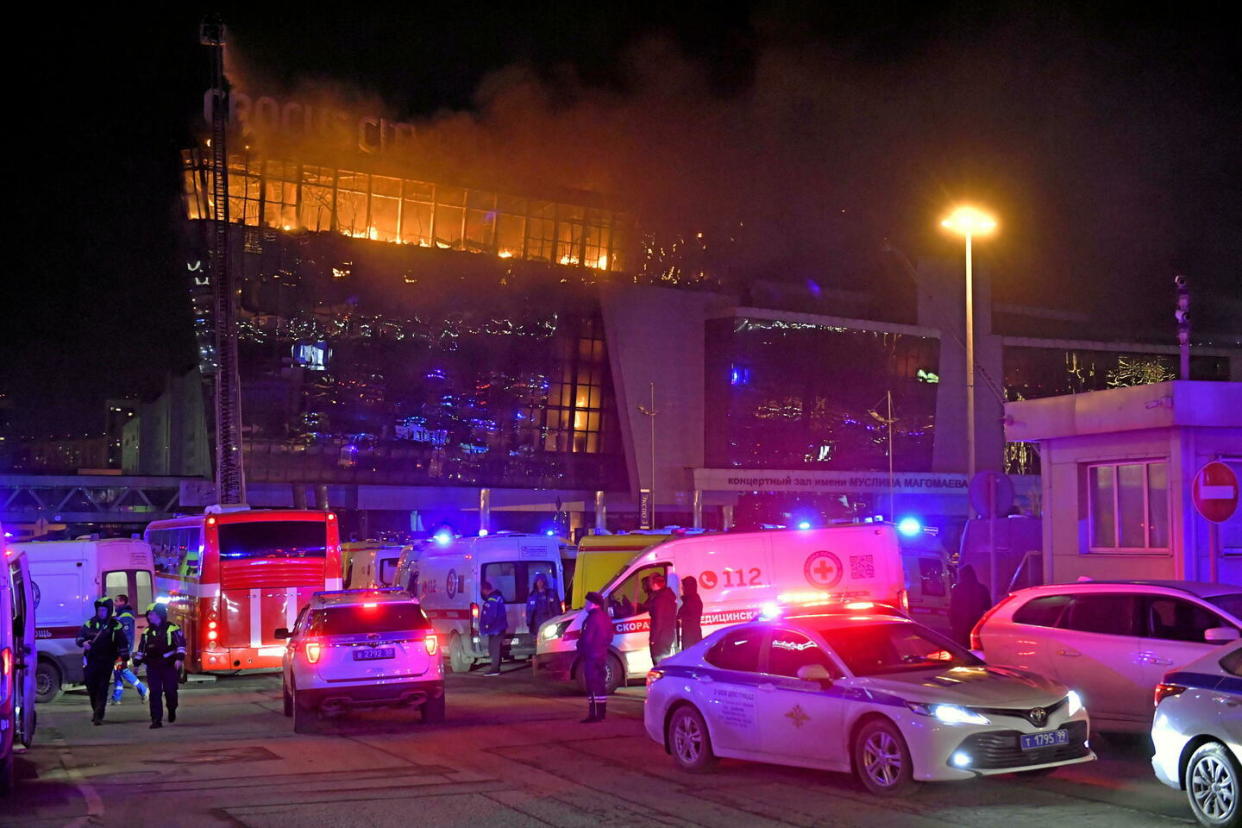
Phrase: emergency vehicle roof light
[
  {"left": 796, "top": 521, "right": 812, "bottom": 530},
  {"left": 759, "top": 602, "right": 782, "bottom": 620},
  {"left": 433, "top": 530, "right": 453, "bottom": 546},
  {"left": 897, "top": 517, "right": 922, "bottom": 537}
]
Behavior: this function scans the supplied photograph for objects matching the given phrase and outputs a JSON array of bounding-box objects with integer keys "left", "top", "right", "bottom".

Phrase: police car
[{"left": 644, "top": 604, "right": 1095, "bottom": 795}]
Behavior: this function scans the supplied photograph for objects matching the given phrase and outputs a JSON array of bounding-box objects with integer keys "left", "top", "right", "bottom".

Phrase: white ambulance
[
  {"left": 410, "top": 534, "right": 567, "bottom": 673},
  {"left": 15, "top": 538, "right": 155, "bottom": 702},
  {"left": 533, "top": 524, "right": 907, "bottom": 693}
]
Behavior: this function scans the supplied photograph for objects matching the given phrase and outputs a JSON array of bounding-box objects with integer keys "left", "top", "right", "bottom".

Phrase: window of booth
[{"left": 1087, "top": 461, "right": 1169, "bottom": 552}]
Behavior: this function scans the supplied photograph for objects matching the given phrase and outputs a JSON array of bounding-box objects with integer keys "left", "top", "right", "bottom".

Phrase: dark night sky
[{"left": 6, "top": 3, "right": 1239, "bottom": 437}]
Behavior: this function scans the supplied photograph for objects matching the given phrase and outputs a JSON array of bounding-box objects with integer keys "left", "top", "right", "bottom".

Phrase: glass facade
[
  {"left": 196, "top": 227, "right": 625, "bottom": 490},
  {"left": 705, "top": 318, "right": 940, "bottom": 471},
  {"left": 183, "top": 150, "right": 630, "bottom": 273}
]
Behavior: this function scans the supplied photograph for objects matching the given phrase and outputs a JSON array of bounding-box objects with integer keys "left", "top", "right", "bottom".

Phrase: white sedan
[
  {"left": 1152, "top": 641, "right": 1242, "bottom": 828},
  {"left": 644, "top": 606, "right": 1094, "bottom": 795}
]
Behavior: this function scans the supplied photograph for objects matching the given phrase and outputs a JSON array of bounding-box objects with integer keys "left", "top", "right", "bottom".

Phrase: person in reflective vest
[
  {"left": 134, "top": 603, "right": 186, "bottom": 729},
  {"left": 578, "top": 591, "right": 614, "bottom": 723},
  {"left": 111, "top": 594, "right": 147, "bottom": 705},
  {"left": 75, "top": 597, "right": 130, "bottom": 725}
]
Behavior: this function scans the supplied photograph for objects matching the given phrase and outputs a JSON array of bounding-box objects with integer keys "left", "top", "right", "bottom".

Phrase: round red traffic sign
[{"left": 1193, "top": 461, "right": 1240, "bottom": 523}]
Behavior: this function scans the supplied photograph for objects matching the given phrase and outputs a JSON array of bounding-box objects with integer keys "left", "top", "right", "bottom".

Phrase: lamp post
[{"left": 940, "top": 206, "right": 997, "bottom": 485}]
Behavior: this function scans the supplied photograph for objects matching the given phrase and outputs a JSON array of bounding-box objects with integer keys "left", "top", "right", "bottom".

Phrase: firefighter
[
  {"left": 75, "top": 597, "right": 130, "bottom": 725},
  {"left": 525, "top": 573, "right": 561, "bottom": 637},
  {"left": 578, "top": 591, "right": 614, "bottom": 723},
  {"left": 133, "top": 602, "right": 186, "bottom": 729}
]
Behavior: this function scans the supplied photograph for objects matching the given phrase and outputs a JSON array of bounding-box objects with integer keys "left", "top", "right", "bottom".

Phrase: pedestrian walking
[
  {"left": 647, "top": 574, "right": 677, "bottom": 665},
  {"left": 110, "top": 594, "right": 147, "bottom": 705},
  {"left": 949, "top": 564, "right": 993, "bottom": 646},
  {"left": 133, "top": 602, "right": 186, "bottom": 729},
  {"left": 75, "top": 597, "right": 130, "bottom": 725},
  {"left": 479, "top": 580, "right": 507, "bottom": 676},
  {"left": 525, "top": 572, "right": 561, "bottom": 636},
  {"left": 677, "top": 576, "right": 703, "bottom": 650},
  {"left": 578, "top": 591, "right": 614, "bottom": 723}
]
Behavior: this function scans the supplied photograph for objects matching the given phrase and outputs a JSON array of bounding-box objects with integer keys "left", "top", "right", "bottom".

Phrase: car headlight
[
  {"left": 1066, "top": 690, "right": 1084, "bottom": 717},
  {"left": 906, "top": 702, "right": 991, "bottom": 726},
  {"left": 542, "top": 619, "right": 571, "bottom": 641}
]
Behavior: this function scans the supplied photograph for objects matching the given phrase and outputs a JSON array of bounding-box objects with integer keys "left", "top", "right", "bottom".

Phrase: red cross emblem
[{"left": 803, "top": 551, "right": 843, "bottom": 589}]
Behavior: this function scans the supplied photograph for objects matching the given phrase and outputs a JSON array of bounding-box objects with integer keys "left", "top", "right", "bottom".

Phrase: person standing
[
  {"left": 133, "top": 602, "right": 186, "bottom": 729},
  {"left": 75, "top": 597, "right": 129, "bottom": 725},
  {"left": 949, "top": 564, "right": 993, "bottom": 646},
  {"left": 525, "top": 573, "right": 561, "bottom": 637},
  {"left": 647, "top": 574, "right": 677, "bottom": 665},
  {"left": 677, "top": 576, "right": 704, "bottom": 650},
  {"left": 479, "top": 580, "right": 507, "bottom": 676},
  {"left": 110, "top": 594, "right": 147, "bottom": 705},
  {"left": 578, "top": 591, "right": 614, "bottom": 723}
]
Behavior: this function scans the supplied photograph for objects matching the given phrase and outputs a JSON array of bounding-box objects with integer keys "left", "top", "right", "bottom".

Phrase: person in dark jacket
[
  {"left": 677, "top": 576, "right": 704, "bottom": 650},
  {"left": 525, "top": 573, "right": 561, "bottom": 637},
  {"left": 133, "top": 602, "right": 187, "bottom": 728},
  {"left": 479, "top": 581, "right": 507, "bottom": 676},
  {"left": 578, "top": 591, "right": 614, "bottom": 723},
  {"left": 647, "top": 574, "right": 677, "bottom": 665},
  {"left": 76, "top": 597, "right": 130, "bottom": 725},
  {"left": 111, "top": 594, "right": 147, "bottom": 705},
  {"left": 949, "top": 565, "right": 993, "bottom": 646}
]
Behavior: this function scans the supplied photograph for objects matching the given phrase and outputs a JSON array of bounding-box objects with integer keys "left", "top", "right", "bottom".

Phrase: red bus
[{"left": 145, "top": 509, "right": 342, "bottom": 673}]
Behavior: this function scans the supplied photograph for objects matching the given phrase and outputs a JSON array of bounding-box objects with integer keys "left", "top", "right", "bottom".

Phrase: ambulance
[
  {"left": 410, "top": 534, "right": 567, "bottom": 673},
  {"left": 14, "top": 538, "right": 154, "bottom": 702},
  {"left": 570, "top": 532, "right": 672, "bottom": 609},
  {"left": 533, "top": 524, "right": 907, "bottom": 693},
  {"left": 342, "top": 541, "right": 407, "bottom": 589}
]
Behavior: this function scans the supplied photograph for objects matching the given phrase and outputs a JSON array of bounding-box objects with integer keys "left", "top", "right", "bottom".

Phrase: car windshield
[
  {"left": 814, "top": 621, "right": 983, "bottom": 677},
  {"left": 1205, "top": 594, "right": 1242, "bottom": 621},
  {"left": 312, "top": 603, "right": 431, "bottom": 635}
]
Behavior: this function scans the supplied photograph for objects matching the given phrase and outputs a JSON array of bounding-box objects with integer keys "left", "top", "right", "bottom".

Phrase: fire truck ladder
[{"left": 201, "top": 16, "right": 246, "bottom": 505}]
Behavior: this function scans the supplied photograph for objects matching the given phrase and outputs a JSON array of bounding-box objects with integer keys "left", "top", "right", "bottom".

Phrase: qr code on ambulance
[{"left": 849, "top": 554, "right": 875, "bottom": 579}]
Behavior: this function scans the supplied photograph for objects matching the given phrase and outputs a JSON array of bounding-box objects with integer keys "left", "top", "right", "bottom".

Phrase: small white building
[{"left": 1005, "top": 381, "right": 1242, "bottom": 585}]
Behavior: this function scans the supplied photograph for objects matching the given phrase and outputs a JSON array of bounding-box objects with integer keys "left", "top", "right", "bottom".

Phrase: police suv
[
  {"left": 277, "top": 589, "right": 444, "bottom": 733},
  {"left": 644, "top": 604, "right": 1095, "bottom": 795}
]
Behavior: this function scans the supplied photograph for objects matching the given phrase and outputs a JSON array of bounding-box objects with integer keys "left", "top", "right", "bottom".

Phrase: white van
[
  {"left": 14, "top": 538, "right": 155, "bottom": 702},
  {"left": 3, "top": 538, "right": 37, "bottom": 795},
  {"left": 410, "top": 534, "right": 566, "bottom": 672},
  {"left": 343, "top": 542, "right": 407, "bottom": 589},
  {"left": 533, "top": 524, "right": 907, "bottom": 693}
]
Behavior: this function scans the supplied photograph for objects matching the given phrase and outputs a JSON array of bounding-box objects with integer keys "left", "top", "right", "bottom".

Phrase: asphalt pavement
[{"left": 3, "top": 664, "right": 1195, "bottom": 827}]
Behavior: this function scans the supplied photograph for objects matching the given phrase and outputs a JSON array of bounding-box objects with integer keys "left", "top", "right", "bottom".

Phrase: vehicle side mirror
[
  {"left": 797, "top": 664, "right": 834, "bottom": 685},
  {"left": 274, "top": 628, "right": 290, "bottom": 640},
  {"left": 1205, "top": 626, "right": 1241, "bottom": 643}
]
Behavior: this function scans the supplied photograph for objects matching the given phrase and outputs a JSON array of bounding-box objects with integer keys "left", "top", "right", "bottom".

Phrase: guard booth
[{"left": 1004, "top": 381, "right": 1242, "bottom": 585}]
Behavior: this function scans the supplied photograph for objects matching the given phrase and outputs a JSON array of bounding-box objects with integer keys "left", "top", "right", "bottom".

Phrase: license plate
[
  {"left": 1020, "top": 729, "right": 1069, "bottom": 750},
  {"left": 353, "top": 647, "right": 395, "bottom": 661}
]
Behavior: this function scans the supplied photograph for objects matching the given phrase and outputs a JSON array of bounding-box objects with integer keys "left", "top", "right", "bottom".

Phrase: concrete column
[
  {"left": 594, "top": 490, "right": 607, "bottom": 532},
  {"left": 692, "top": 489, "right": 703, "bottom": 529},
  {"left": 292, "top": 484, "right": 307, "bottom": 510},
  {"left": 722, "top": 505, "right": 734, "bottom": 531},
  {"left": 315, "top": 484, "right": 330, "bottom": 510},
  {"left": 478, "top": 488, "right": 492, "bottom": 535}
]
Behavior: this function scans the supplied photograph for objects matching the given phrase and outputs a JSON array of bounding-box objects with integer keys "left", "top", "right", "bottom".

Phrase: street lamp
[{"left": 940, "top": 206, "right": 997, "bottom": 484}]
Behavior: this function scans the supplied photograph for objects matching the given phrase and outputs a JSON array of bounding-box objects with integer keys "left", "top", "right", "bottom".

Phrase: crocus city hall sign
[{"left": 204, "top": 90, "right": 417, "bottom": 156}]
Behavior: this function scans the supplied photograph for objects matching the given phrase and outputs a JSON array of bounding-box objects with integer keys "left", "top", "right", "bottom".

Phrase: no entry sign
[{"left": 1193, "top": 461, "right": 1241, "bottom": 523}]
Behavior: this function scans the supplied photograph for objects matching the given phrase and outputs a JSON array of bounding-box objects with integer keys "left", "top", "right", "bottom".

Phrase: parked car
[
  {"left": 1152, "top": 641, "right": 1242, "bottom": 828},
  {"left": 971, "top": 580, "right": 1242, "bottom": 732},
  {"left": 277, "top": 588, "right": 444, "bottom": 733},
  {"left": 644, "top": 604, "right": 1094, "bottom": 796}
]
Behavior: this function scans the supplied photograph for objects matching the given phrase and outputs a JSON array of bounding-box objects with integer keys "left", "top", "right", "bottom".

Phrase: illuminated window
[
  {"left": 263, "top": 160, "right": 298, "bottom": 230},
  {"left": 299, "top": 165, "right": 334, "bottom": 232},
  {"left": 1087, "top": 461, "right": 1169, "bottom": 551},
  {"left": 370, "top": 176, "right": 401, "bottom": 242},
  {"left": 227, "top": 156, "right": 261, "bottom": 226},
  {"left": 336, "top": 170, "right": 369, "bottom": 238},
  {"left": 526, "top": 201, "right": 556, "bottom": 262},
  {"left": 465, "top": 190, "right": 496, "bottom": 253},
  {"left": 400, "top": 180, "right": 434, "bottom": 246},
  {"left": 556, "top": 203, "right": 585, "bottom": 265},
  {"left": 434, "top": 186, "right": 465, "bottom": 249}
]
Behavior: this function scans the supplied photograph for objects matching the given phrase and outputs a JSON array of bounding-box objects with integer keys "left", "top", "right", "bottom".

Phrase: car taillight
[
  {"left": 0, "top": 647, "right": 10, "bottom": 704},
  {"left": 207, "top": 630, "right": 218, "bottom": 641},
  {"left": 1154, "top": 682, "right": 1187, "bottom": 707},
  {"left": 425, "top": 635, "right": 438, "bottom": 656},
  {"left": 898, "top": 590, "right": 909, "bottom": 614},
  {"left": 646, "top": 669, "right": 664, "bottom": 688},
  {"left": 470, "top": 602, "right": 479, "bottom": 635},
  {"left": 969, "top": 593, "right": 1019, "bottom": 651},
  {"left": 304, "top": 640, "right": 322, "bottom": 664}
]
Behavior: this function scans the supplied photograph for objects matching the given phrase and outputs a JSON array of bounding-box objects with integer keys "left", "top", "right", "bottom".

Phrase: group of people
[{"left": 76, "top": 594, "right": 187, "bottom": 729}]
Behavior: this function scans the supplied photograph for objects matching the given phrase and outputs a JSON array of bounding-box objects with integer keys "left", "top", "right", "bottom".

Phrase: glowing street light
[{"left": 940, "top": 206, "right": 997, "bottom": 484}]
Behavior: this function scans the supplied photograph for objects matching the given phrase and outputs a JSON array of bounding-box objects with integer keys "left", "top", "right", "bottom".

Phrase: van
[
  {"left": 14, "top": 538, "right": 155, "bottom": 702},
  {"left": 898, "top": 529, "right": 953, "bottom": 635},
  {"left": 342, "top": 541, "right": 406, "bottom": 589},
  {"left": 2, "top": 538, "right": 37, "bottom": 795},
  {"left": 570, "top": 533, "right": 672, "bottom": 609},
  {"left": 408, "top": 534, "right": 566, "bottom": 673},
  {"left": 533, "top": 524, "right": 907, "bottom": 693}
]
